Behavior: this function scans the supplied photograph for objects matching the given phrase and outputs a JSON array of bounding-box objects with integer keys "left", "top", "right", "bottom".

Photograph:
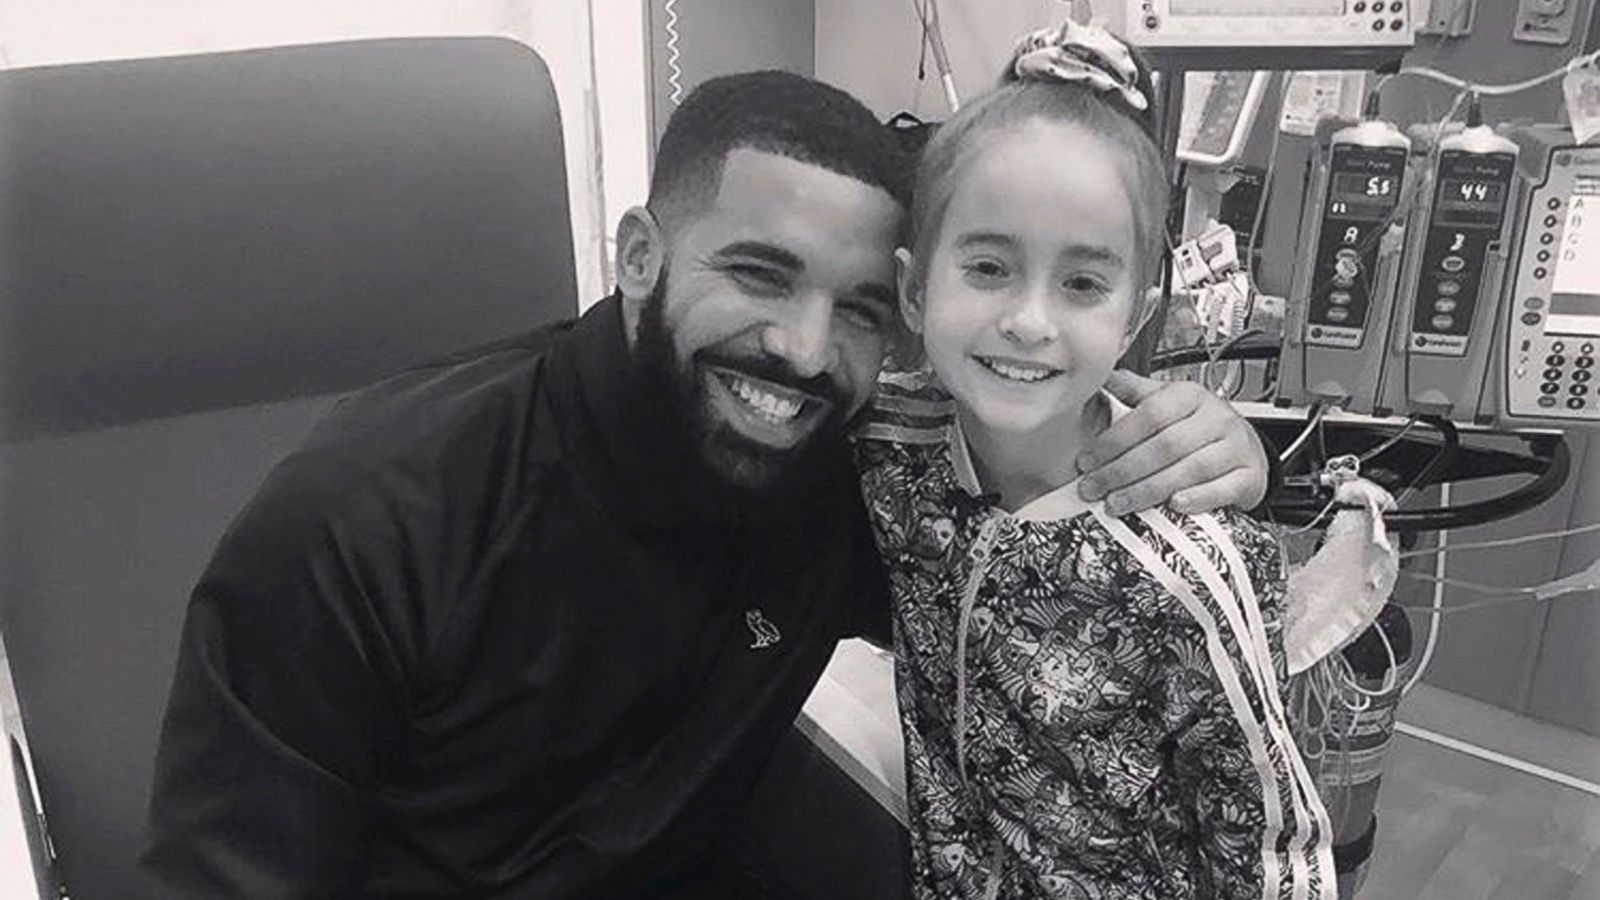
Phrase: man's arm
[
  {"left": 1077, "top": 370, "right": 1273, "bottom": 516},
  {"left": 144, "top": 452, "right": 409, "bottom": 899}
]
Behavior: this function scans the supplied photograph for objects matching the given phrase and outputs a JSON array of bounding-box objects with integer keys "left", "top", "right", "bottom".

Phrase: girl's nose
[{"left": 998, "top": 286, "right": 1057, "bottom": 346}]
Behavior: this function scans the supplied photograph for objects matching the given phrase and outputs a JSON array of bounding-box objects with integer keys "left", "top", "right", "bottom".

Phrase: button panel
[
  {"left": 1134, "top": 5, "right": 1410, "bottom": 45},
  {"left": 1506, "top": 160, "right": 1600, "bottom": 421},
  {"left": 1510, "top": 314, "right": 1600, "bottom": 418}
]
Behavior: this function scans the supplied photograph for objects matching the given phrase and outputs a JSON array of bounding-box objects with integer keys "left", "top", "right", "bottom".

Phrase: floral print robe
[{"left": 854, "top": 373, "right": 1334, "bottom": 900}]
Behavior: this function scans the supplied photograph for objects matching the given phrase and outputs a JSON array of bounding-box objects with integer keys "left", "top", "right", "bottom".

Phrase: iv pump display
[{"left": 1305, "top": 143, "right": 1409, "bottom": 349}]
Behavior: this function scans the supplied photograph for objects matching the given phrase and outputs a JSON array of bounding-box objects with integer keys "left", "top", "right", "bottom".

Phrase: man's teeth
[
  {"left": 730, "top": 376, "right": 804, "bottom": 422},
  {"left": 980, "top": 358, "right": 1057, "bottom": 383}
]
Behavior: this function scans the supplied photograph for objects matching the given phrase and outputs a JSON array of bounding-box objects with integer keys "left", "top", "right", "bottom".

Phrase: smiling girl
[{"left": 854, "top": 22, "right": 1335, "bottom": 900}]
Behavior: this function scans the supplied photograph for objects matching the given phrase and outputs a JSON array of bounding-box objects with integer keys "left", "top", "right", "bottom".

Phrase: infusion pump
[
  {"left": 1374, "top": 126, "right": 1522, "bottom": 422},
  {"left": 1278, "top": 118, "right": 1413, "bottom": 412},
  {"left": 1099, "top": 1, "right": 1414, "bottom": 48},
  {"left": 1271, "top": 122, "right": 1600, "bottom": 429}
]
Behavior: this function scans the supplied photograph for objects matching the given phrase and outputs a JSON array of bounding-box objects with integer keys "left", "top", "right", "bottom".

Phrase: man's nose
[
  {"left": 999, "top": 283, "right": 1057, "bottom": 346},
  {"left": 763, "top": 294, "right": 840, "bottom": 379}
]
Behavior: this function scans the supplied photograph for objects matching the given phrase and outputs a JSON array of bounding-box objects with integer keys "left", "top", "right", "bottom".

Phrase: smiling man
[
  {"left": 622, "top": 144, "right": 902, "bottom": 495},
  {"left": 144, "top": 71, "right": 1271, "bottom": 899}
]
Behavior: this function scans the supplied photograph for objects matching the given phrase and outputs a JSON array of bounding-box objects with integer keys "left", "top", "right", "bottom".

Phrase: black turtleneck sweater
[{"left": 144, "top": 297, "right": 890, "bottom": 898}]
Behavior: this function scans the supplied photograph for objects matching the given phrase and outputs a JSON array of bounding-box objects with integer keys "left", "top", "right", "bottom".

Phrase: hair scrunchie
[{"left": 1007, "top": 19, "right": 1151, "bottom": 114}]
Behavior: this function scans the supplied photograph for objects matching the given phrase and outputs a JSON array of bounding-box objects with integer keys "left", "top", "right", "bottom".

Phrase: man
[{"left": 145, "top": 71, "right": 1271, "bottom": 898}]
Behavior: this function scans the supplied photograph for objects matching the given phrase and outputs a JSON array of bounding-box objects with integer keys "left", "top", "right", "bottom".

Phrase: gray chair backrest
[{"left": 0, "top": 37, "right": 574, "bottom": 900}]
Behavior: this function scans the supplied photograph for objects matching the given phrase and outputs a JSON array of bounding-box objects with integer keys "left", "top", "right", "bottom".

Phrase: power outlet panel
[
  {"left": 1514, "top": 0, "right": 1577, "bottom": 45},
  {"left": 1417, "top": 0, "right": 1477, "bottom": 37}
]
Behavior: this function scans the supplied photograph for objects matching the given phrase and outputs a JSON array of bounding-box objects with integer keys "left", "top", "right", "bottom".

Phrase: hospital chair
[{"left": 0, "top": 37, "right": 575, "bottom": 899}]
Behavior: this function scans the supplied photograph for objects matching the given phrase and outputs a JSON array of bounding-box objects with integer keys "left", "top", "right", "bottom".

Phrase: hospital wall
[
  {"left": 813, "top": 0, "right": 1600, "bottom": 736},
  {"left": 642, "top": 0, "right": 816, "bottom": 148}
]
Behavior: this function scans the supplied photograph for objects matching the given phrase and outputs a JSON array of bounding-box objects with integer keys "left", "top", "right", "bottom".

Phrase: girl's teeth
[{"left": 985, "top": 359, "right": 1053, "bottom": 382}]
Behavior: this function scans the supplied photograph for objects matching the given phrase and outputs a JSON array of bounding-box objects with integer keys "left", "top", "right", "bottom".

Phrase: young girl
[{"left": 854, "top": 22, "right": 1336, "bottom": 900}]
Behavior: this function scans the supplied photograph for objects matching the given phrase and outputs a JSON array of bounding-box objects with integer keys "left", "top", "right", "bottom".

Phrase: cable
[
  {"left": 1399, "top": 87, "right": 1475, "bottom": 409},
  {"left": 1356, "top": 417, "right": 1419, "bottom": 464},
  {"left": 1402, "top": 481, "right": 1447, "bottom": 697},
  {"left": 923, "top": 0, "right": 960, "bottom": 112},
  {"left": 1201, "top": 327, "right": 1264, "bottom": 394},
  {"left": 909, "top": 0, "right": 930, "bottom": 80},
  {"left": 1311, "top": 408, "right": 1329, "bottom": 478},
  {"left": 1278, "top": 404, "right": 1326, "bottom": 467},
  {"left": 1391, "top": 573, "right": 1600, "bottom": 614},
  {"left": 1390, "top": 416, "right": 1457, "bottom": 507},
  {"left": 1149, "top": 339, "right": 1278, "bottom": 371},
  {"left": 1379, "top": 49, "right": 1600, "bottom": 98},
  {"left": 1288, "top": 495, "right": 1342, "bottom": 535},
  {"left": 1398, "top": 519, "right": 1600, "bottom": 560},
  {"left": 1387, "top": 435, "right": 1568, "bottom": 532},
  {"left": 1268, "top": 434, "right": 1569, "bottom": 533},
  {"left": 1249, "top": 375, "right": 1280, "bottom": 402},
  {"left": 1245, "top": 74, "right": 1287, "bottom": 281}
]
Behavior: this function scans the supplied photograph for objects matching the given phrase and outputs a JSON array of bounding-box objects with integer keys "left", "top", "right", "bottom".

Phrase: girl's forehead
[{"left": 941, "top": 123, "right": 1136, "bottom": 253}]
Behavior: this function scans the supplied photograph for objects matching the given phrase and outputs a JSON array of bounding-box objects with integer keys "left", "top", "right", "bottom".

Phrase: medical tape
[
  {"left": 1183, "top": 513, "right": 1333, "bottom": 828},
  {"left": 1193, "top": 513, "right": 1341, "bottom": 830},
  {"left": 1136, "top": 510, "right": 1318, "bottom": 900},
  {"left": 1143, "top": 513, "right": 1276, "bottom": 708},
  {"left": 1090, "top": 507, "right": 1290, "bottom": 900},
  {"left": 1192, "top": 513, "right": 1339, "bottom": 898},
  {"left": 1192, "top": 515, "right": 1281, "bottom": 696}
]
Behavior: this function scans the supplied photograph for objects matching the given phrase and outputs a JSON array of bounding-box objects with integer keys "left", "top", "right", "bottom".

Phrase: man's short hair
[{"left": 647, "top": 70, "right": 913, "bottom": 230}]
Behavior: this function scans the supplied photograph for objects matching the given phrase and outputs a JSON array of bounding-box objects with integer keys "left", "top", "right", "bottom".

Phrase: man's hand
[{"left": 1077, "top": 370, "right": 1268, "bottom": 516}]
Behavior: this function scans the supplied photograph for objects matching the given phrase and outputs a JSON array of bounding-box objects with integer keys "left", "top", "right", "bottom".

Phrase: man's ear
[
  {"left": 615, "top": 206, "right": 667, "bottom": 306},
  {"left": 894, "top": 247, "right": 925, "bottom": 335}
]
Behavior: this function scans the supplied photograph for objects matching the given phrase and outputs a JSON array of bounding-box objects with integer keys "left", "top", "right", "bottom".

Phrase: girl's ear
[{"left": 894, "top": 247, "right": 925, "bottom": 335}]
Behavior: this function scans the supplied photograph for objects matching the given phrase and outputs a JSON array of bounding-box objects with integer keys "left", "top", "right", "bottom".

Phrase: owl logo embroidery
[{"left": 745, "top": 609, "right": 781, "bottom": 650}]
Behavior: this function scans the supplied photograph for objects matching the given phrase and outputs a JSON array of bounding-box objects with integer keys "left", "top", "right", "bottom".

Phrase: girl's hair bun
[{"left": 1005, "top": 20, "right": 1156, "bottom": 134}]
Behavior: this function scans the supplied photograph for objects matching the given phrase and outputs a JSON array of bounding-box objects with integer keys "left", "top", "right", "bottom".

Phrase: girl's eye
[
  {"left": 960, "top": 259, "right": 1010, "bottom": 285},
  {"left": 1063, "top": 275, "right": 1110, "bottom": 296}
]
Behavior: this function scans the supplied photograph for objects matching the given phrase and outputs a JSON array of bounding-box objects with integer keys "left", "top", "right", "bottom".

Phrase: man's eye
[
  {"left": 839, "top": 301, "right": 887, "bottom": 331},
  {"left": 726, "top": 264, "right": 789, "bottom": 295}
]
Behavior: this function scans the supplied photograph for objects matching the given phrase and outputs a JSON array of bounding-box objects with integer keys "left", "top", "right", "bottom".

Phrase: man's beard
[{"left": 633, "top": 281, "right": 857, "bottom": 510}]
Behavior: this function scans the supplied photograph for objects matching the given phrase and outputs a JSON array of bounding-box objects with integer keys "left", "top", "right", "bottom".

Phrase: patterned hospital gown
[{"left": 853, "top": 373, "right": 1333, "bottom": 900}]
